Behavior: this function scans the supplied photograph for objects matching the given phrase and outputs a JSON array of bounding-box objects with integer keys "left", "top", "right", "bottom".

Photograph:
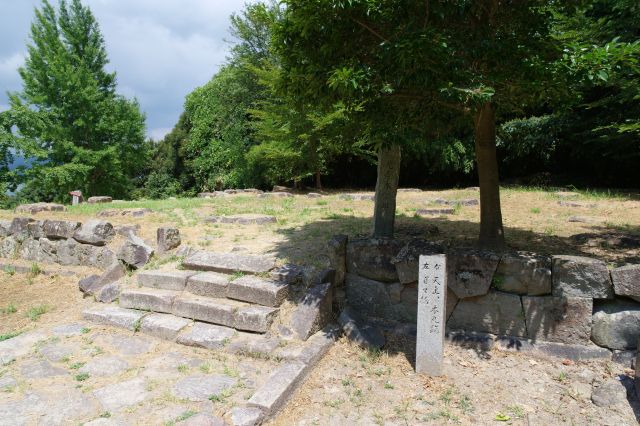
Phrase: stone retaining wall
[
  {"left": 329, "top": 235, "right": 640, "bottom": 351},
  {"left": 0, "top": 217, "right": 117, "bottom": 269}
]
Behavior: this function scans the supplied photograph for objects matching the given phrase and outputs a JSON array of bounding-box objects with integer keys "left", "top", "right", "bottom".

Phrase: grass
[
  {"left": 0, "top": 331, "right": 22, "bottom": 342},
  {"left": 28, "top": 262, "right": 42, "bottom": 278},
  {"left": 0, "top": 303, "right": 17, "bottom": 314},
  {"left": 69, "top": 362, "right": 85, "bottom": 370},
  {"left": 3, "top": 265, "right": 15, "bottom": 276},
  {"left": 26, "top": 304, "right": 49, "bottom": 321},
  {"left": 75, "top": 372, "right": 90, "bottom": 382}
]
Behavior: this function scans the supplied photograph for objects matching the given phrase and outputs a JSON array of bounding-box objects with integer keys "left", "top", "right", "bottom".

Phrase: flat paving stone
[
  {"left": 231, "top": 406, "right": 264, "bottom": 426},
  {"left": 20, "top": 359, "right": 67, "bottom": 378},
  {"left": 228, "top": 276, "right": 288, "bottom": 307},
  {"left": 186, "top": 272, "right": 230, "bottom": 298},
  {"left": 106, "top": 335, "right": 155, "bottom": 356},
  {"left": 171, "top": 375, "right": 237, "bottom": 402},
  {"left": 137, "top": 270, "right": 196, "bottom": 291},
  {"left": 119, "top": 288, "right": 180, "bottom": 313},
  {"left": 183, "top": 251, "right": 276, "bottom": 275},
  {"left": 176, "top": 322, "right": 235, "bottom": 350},
  {"left": 248, "top": 361, "right": 307, "bottom": 413},
  {"left": 0, "top": 331, "right": 47, "bottom": 364},
  {"left": 52, "top": 323, "right": 87, "bottom": 336},
  {"left": 227, "top": 334, "right": 280, "bottom": 356},
  {"left": 40, "top": 343, "right": 75, "bottom": 362},
  {"left": 79, "top": 356, "right": 129, "bottom": 377},
  {"left": 205, "top": 214, "right": 277, "bottom": 225},
  {"left": 93, "top": 377, "right": 150, "bottom": 411},
  {"left": 141, "top": 313, "right": 192, "bottom": 340},
  {"left": 0, "top": 375, "right": 17, "bottom": 389},
  {"left": 177, "top": 413, "right": 226, "bottom": 426},
  {"left": 83, "top": 306, "right": 147, "bottom": 331},
  {"left": 416, "top": 208, "right": 455, "bottom": 215}
]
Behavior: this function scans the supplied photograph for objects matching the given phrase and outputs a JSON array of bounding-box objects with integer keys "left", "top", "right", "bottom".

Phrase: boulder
[
  {"left": 117, "top": 235, "right": 154, "bottom": 269},
  {"left": 15, "top": 202, "right": 65, "bottom": 214},
  {"left": 447, "top": 249, "right": 500, "bottom": 299},
  {"left": 552, "top": 255, "right": 613, "bottom": 299},
  {"left": 327, "top": 235, "right": 347, "bottom": 286},
  {"left": 345, "top": 273, "right": 409, "bottom": 321},
  {"left": 339, "top": 193, "right": 374, "bottom": 201},
  {"left": 591, "top": 379, "right": 628, "bottom": 408},
  {"left": 338, "top": 307, "right": 385, "bottom": 349},
  {"left": 9, "top": 217, "right": 33, "bottom": 239},
  {"left": 611, "top": 265, "right": 640, "bottom": 302},
  {"left": 290, "top": 282, "right": 333, "bottom": 340},
  {"left": 0, "top": 220, "right": 11, "bottom": 237},
  {"left": 273, "top": 185, "right": 292, "bottom": 192},
  {"left": 307, "top": 192, "right": 322, "bottom": 198},
  {"left": 73, "top": 220, "right": 115, "bottom": 246},
  {"left": 204, "top": 214, "right": 277, "bottom": 225},
  {"left": 0, "top": 236, "right": 18, "bottom": 258},
  {"left": 157, "top": 227, "right": 181, "bottom": 253},
  {"left": 494, "top": 252, "right": 551, "bottom": 296},
  {"left": 591, "top": 299, "right": 640, "bottom": 350},
  {"left": 197, "top": 192, "right": 217, "bottom": 198},
  {"left": 58, "top": 239, "right": 116, "bottom": 269},
  {"left": 43, "top": 220, "right": 81, "bottom": 240},
  {"left": 447, "top": 290, "right": 527, "bottom": 337},
  {"left": 346, "top": 238, "right": 402, "bottom": 282},
  {"left": 87, "top": 196, "right": 112, "bottom": 204},
  {"left": 416, "top": 208, "right": 455, "bottom": 216},
  {"left": 392, "top": 239, "right": 444, "bottom": 284},
  {"left": 115, "top": 224, "right": 140, "bottom": 237},
  {"left": 26, "top": 220, "right": 45, "bottom": 239},
  {"left": 523, "top": 296, "right": 592, "bottom": 344}
]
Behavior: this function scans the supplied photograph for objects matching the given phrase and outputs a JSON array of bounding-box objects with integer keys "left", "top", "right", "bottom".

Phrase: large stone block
[
  {"left": 552, "top": 255, "right": 613, "bottom": 299},
  {"left": 43, "top": 220, "right": 81, "bottom": 239},
  {"left": 140, "top": 313, "right": 192, "bottom": 340},
  {"left": 176, "top": 322, "right": 235, "bottom": 350},
  {"left": 591, "top": 299, "right": 640, "bottom": 350},
  {"left": 119, "top": 288, "right": 180, "bottom": 314},
  {"left": 87, "top": 196, "right": 112, "bottom": 204},
  {"left": 172, "top": 295, "right": 235, "bottom": 327},
  {"left": 0, "top": 220, "right": 12, "bottom": 237},
  {"left": 399, "top": 284, "right": 458, "bottom": 323},
  {"left": 96, "top": 281, "right": 121, "bottom": 303},
  {"left": 611, "top": 265, "right": 640, "bottom": 302},
  {"left": 327, "top": 235, "right": 348, "bottom": 286},
  {"left": 494, "top": 252, "right": 551, "bottom": 295},
  {"left": 346, "top": 238, "right": 403, "bottom": 283},
  {"left": 0, "top": 236, "right": 18, "bottom": 258},
  {"left": 9, "top": 217, "right": 34, "bottom": 238},
  {"left": 73, "top": 220, "right": 115, "bottom": 246},
  {"left": 447, "top": 249, "right": 500, "bottom": 299},
  {"left": 79, "top": 262, "right": 126, "bottom": 296},
  {"left": 234, "top": 306, "right": 278, "bottom": 333},
  {"left": 345, "top": 273, "right": 407, "bottom": 321},
  {"left": 117, "top": 234, "right": 154, "bottom": 269},
  {"left": 82, "top": 306, "right": 147, "bottom": 331},
  {"left": 186, "top": 272, "right": 229, "bottom": 298},
  {"left": 137, "top": 270, "right": 196, "bottom": 291},
  {"left": 447, "top": 290, "right": 527, "bottom": 337},
  {"left": 248, "top": 361, "right": 307, "bottom": 414},
  {"left": 523, "top": 296, "right": 592, "bottom": 344},
  {"left": 157, "top": 227, "right": 181, "bottom": 253},
  {"left": 290, "top": 282, "right": 333, "bottom": 340},
  {"left": 392, "top": 239, "right": 444, "bottom": 284},
  {"left": 228, "top": 276, "right": 288, "bottom": 307},
  {"left": 183, "top": 251, "right": 276, "bottom": 275},
  {"left": 58, "top": 239, "right": 116, "bottom": 269},
  {"left": 27, "top": 220, "right": 45, "bottom": 239}
]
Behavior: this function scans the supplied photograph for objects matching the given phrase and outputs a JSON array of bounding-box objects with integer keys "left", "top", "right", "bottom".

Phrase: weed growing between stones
[
  {"left": 69, "top": 362, "right": 85, "bottom": 370},
  {"left": 0, "top": 331, "right": 21, "bottom": 342},
  {"left": 0, "top": 303, "right": 17, "bottom": 314},
  {"left": 74, "top": 372, "right": 90, "bottom": 381},
  {"left": 26, "top": 304, "right": 49, "bottom": 321},
  {"left": 3, "top": 265, "right": 15, "bottom": 276}
]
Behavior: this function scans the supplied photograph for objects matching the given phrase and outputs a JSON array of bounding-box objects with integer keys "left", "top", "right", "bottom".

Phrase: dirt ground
[{"left": 272, "top": 336, "right": 639, "bottom": 425}]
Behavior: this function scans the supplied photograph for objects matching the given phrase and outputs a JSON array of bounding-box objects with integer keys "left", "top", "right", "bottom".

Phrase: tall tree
[{"left": 5, "top": 0, "right": 147, "bottom": 201}]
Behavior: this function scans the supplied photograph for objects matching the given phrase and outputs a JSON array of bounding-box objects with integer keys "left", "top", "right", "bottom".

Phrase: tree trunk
[
  {"left": 315, "top": 170, "right": 322, "bottom": 190},
  {"left": 373, "top": 144, "right": 401, "bottom": 238},
  {"left": 473, "top": 102, "right": 505, "bottom": 250}
]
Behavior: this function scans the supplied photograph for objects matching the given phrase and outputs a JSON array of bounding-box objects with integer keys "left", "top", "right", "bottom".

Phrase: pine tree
[{"left": 6, "top": 0, "right": 147, "bottom": 202}]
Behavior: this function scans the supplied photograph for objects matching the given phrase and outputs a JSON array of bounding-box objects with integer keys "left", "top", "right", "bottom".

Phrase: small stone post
[{"left": 416, "top": 254, "right": 447, "bottom": 376}]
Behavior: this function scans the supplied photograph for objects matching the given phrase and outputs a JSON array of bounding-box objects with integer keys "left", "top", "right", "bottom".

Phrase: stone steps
[
  {"left": 138, "top": 269, "right": 289, "bottom": 308},
  {"left": 182, "top": 251, "right": 276, "bottom": 275},
  {"left": 119, "top": 288, "right": 278, "bottom": 333}
]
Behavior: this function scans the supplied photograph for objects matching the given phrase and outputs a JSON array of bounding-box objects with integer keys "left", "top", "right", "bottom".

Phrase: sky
[{"left": 0, "top": 0, "right": 250, "bottom": 140}]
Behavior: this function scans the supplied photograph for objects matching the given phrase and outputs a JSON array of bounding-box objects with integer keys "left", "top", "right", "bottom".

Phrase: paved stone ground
[{"left": 0, "top": 321, "right": 303, "bottom": 425}]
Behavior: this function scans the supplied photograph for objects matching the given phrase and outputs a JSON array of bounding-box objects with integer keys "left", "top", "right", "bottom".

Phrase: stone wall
[
  {"left": 0, "top": 217, "right": 117, "bottom": 269},
  {"left": 329, "top": 235, "right": 640, "bottom": 351}
]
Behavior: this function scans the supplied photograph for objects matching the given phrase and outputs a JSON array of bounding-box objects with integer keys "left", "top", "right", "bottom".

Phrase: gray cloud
[{"left": 0, "top": 0, "right": 250, "bottom": 139}]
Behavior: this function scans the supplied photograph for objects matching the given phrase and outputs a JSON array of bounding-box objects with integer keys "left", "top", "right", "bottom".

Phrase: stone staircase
[{"left": 85, "top": 250, "right": 291, "bottom": 336}]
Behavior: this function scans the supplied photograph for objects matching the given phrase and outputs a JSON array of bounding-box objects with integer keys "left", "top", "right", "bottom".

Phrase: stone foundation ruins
[{"left": 329, "top": 235, "right": 640, "bottom": 354}]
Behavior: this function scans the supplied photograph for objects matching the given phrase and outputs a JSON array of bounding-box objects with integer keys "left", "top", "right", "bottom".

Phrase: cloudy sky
[{"left": 0, "top": 0, "right": 251, "bottom": 140}]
